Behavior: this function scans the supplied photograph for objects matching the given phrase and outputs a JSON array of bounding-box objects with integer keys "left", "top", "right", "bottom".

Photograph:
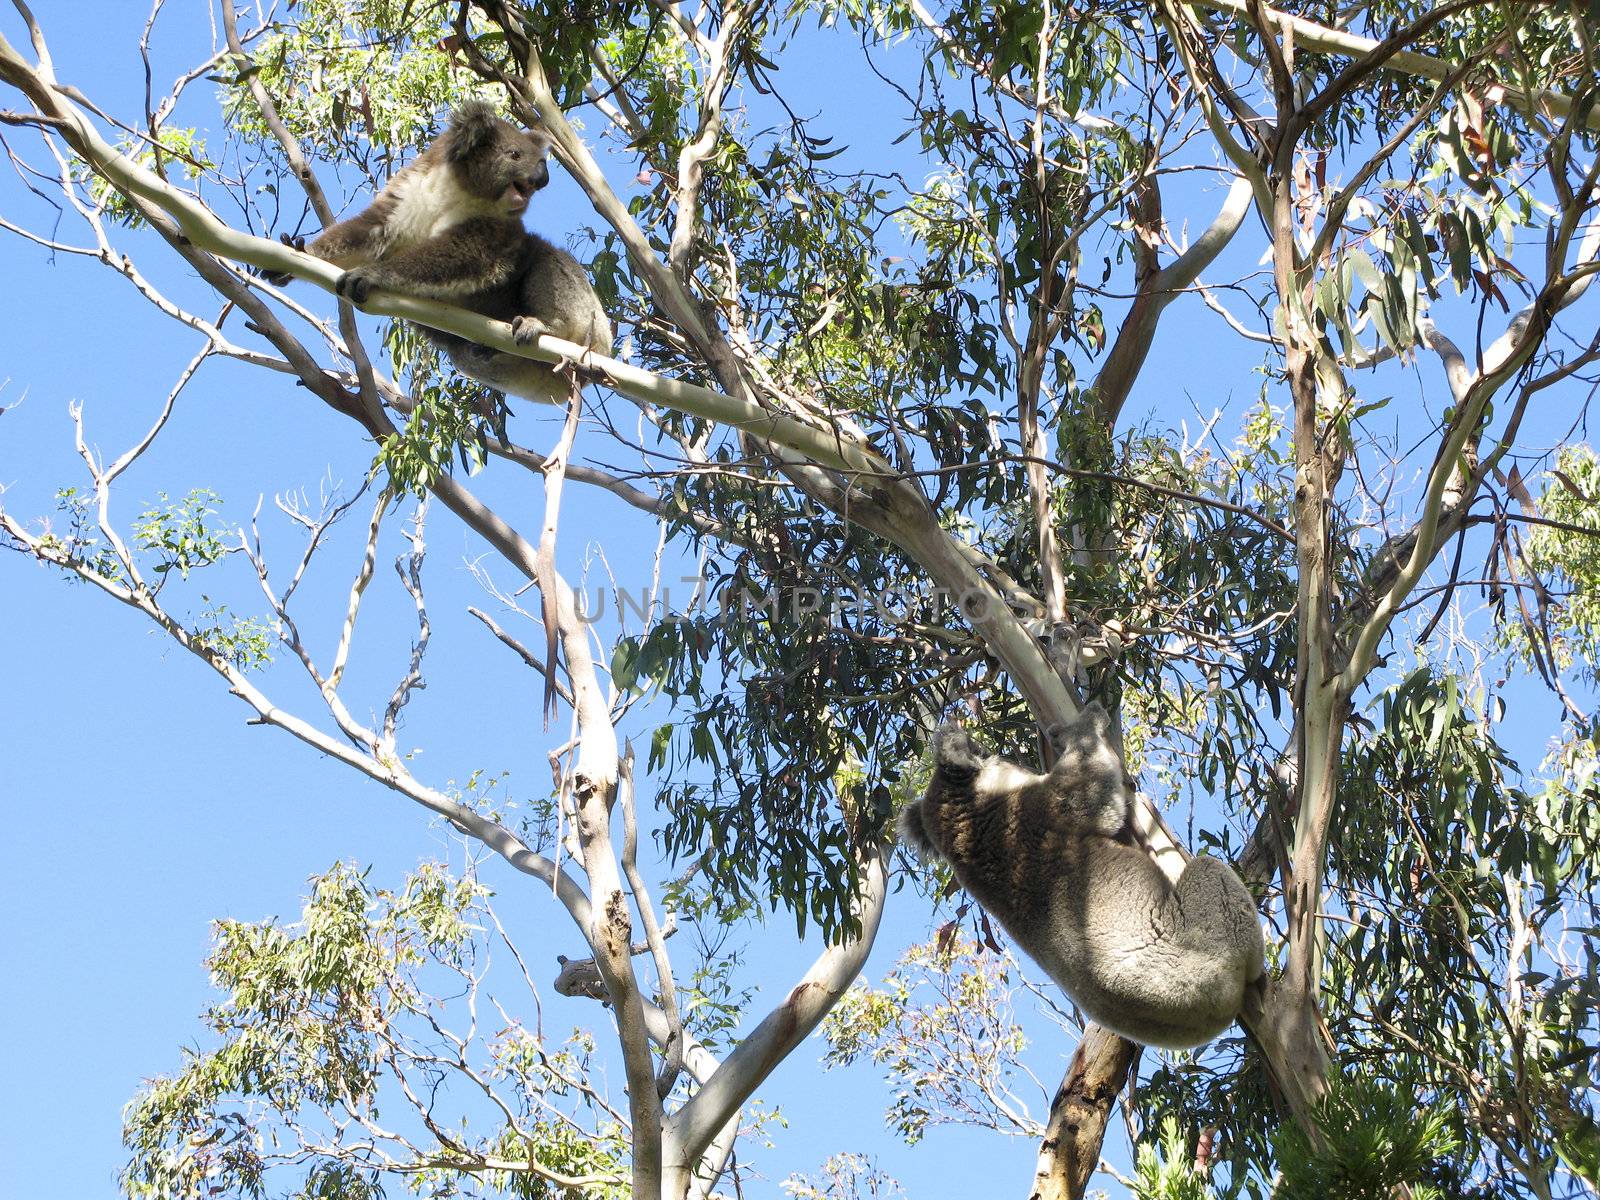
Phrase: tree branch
[
  {"left": 1093, "top": 173, "right": 1254, "bottom": 423},
  {"left": 0, "top": 508, "right": 595, "bottom": 932},
  {"left": 663, "top": 842, "right": 888, "bottom": 1171},
  {"left": 667, "top": 0, "right": 744, "bottom": 276},
  {"left": 1343, "top": 192, "right": 1600, "bottom": 694},
  {"left": 1190, "top": 0, "right": 1600, "bottom": 132}
]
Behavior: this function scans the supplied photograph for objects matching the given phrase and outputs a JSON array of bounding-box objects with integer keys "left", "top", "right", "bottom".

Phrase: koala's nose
[{"left": 529, "top": 160, "right": 550, "bottom": 191}]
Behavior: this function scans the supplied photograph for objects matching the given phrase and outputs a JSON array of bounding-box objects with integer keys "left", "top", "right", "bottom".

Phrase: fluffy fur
[
  {"left": 900, "top": 705, "right": 1264, "bottom": 1050},
  {"left": 411, "top": 231, "right": 613, "bottom": 406},
  {"left": 279, "top": 100, "right": 611, "bottom": 404}
]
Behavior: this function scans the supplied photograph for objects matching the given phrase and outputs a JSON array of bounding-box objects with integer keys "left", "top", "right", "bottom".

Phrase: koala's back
[
  {"left": 953, "top": 791, "right": 1173, "bottom": 984},
  {"left": 913, "top": 733, "right": 1261, "bottom": 1049},
  {"left": 519, "top": 234, "right": 612, "bottom": 350}
]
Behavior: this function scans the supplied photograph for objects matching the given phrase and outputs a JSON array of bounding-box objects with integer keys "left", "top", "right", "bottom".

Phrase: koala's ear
[
  {"left": 1078, "top": 701, "right": 1114, "bottom": 739},
  {"left": 445, "top": 99, "right": 500, "bottom": 162},
  {"left": 1046, "top": 703, "right": 1115, "bottom": 758}
]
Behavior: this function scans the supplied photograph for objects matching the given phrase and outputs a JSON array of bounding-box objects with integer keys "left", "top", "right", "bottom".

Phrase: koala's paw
[
  {"left": 336, "top": 267, "right": 376, "bottom": 304},
  {"left": 255, "top": 267, "right": 291, "bottom": 287},
  {"left": 254, "top": 235, "right": 308, "bottom": 287},
  {"left": 511, "top": 315, "right": 550, "bottom": 346},
  {"left": 933, "top": 724, "right": 982, "bottom": 779}
]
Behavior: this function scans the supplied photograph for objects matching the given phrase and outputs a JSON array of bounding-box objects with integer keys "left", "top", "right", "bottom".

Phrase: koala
[
  {"left": 274, "top": 99, "right": 611, "bottom": 405},
  {"left": 411, "top": 233, "right": 613, "bottom": 407},
  {"left": 553, "top": 954, "right": 610, "bottom": 1005},
  {"left": 900, "top": 705, "right": 1264, "bottom": 1050}
]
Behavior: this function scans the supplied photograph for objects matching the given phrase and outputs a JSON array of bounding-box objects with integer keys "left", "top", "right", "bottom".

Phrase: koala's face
[
  {"left": 476, "top": 124, "right": 552, "bottom": 215},
  {"left": 444, "top": 103, "right": 553, "bottom": 215}
]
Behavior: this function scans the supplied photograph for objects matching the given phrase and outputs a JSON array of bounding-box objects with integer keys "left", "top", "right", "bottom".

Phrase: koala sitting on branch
[
  {"left": 274, "top": 99, "right": 611, "bottom": 405},
  {"left": 900, "top": 704, "right": 1264, "bottom": 1050}
]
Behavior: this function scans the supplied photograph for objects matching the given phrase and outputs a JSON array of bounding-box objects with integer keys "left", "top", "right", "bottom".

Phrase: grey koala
[
  {"left": 274, "top": 99, "right": 611, "bottom": 405},
  {"left": 900, "top": 705, "right": 1264, "bottom": 1049}
]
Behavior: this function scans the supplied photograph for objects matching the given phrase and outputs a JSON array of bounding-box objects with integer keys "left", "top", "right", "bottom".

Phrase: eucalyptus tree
[{"left": 1, "top": 0, "right": 1596, "bottom": 1197}]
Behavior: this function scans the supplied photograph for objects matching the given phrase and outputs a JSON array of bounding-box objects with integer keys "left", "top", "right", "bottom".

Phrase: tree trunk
[{"left": 1030, "top": 1026, "right": 1137, "bottom": 1199}]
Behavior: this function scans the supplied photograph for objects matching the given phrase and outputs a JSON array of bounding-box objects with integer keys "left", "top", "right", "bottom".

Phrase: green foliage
[
  {"left": 81, "top": 127, "right": 212, "bottom": 229},
  {"left": 294, "top": 1162, "right": 383, "bottom": 1200},
  {"left": 131, "top": 489, "right": 230, "bottom": 581},
  {"left": 1273, "top": 1078, "right": 1461, "bottom": 1200},
  {"left": 121, "top": 862, "right": 628, "bottom": 1200},
  {"left": 192, "top": 601, "right": 275, "bottom": 671},
  {"left": 1326, "top": 669, "right": 1598, "bottom": 1192},
  {"left": 1139, "top": 1033, "right": 1275, "bottom": 1197},
  {"left": 1309, "top": 168, "right": 1543, "bottom": 362},
  {"left": 675, "top": 949, "right": 758, "bottom": 1052},
  {"left": 1132, "top": 1119, "right": 1216, "bottom": 1200},
  {"left": 41, "top": 487, "right": 123, "bottom": 582},
  {"left": 378, "top": 385, "right": 492, "bottom": 493},
  {"left": 375, "top": 321, "right": 529, "bottom": 493},
  {"left": 1514, "top": 446, "right": 1600, "bottom": 685},
  {"left": 822, "top": 939, "right": 1033, "bottom": 1145},
  {"left": 782, "top": 1151, "right": 907, "bottom": 1199},
  {"left": 483, "top": 1121, "right": 629, "bottom": 1199},
  {"left": 616, "top": 481, "right": 958, "bottom": 939},
  {"left": 224, "top": 0, "right": 470, "bottom": 165}
]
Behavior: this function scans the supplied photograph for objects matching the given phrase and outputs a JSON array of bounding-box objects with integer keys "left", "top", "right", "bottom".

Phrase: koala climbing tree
[{"left": 901, "top": 705, "right": 1265, "bottom": 1050}]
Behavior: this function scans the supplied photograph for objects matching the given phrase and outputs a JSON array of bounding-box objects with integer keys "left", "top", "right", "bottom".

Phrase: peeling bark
[{"left": 1031, "top": 1028, "right": 1137, "bottom": 1200}]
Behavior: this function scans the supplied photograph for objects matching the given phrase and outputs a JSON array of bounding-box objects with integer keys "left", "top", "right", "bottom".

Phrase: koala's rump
[
  {"left": 420, "top": 234, "right": 608, "bottom": 356},
  {"left": 411, "top": 233, "right": 535, "bottom": 364},
  {"left": 1018, "top": 841, "right": 1248, "bottom": 1049}
]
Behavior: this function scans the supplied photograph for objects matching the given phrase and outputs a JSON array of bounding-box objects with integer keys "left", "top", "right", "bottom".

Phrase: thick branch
[
  {"left": 667, "top": 1, "right": 744, "bottom": 275},
  {"left": 1093, "top": 174, "right": 1254, "bottom": 424},
  {"left": 1031, "top": 1028, "right": 1137, "bottom": 1200}
]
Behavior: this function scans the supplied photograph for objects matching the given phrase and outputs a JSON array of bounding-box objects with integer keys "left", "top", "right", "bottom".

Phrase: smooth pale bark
[{"left": 663, "top": 846, "right": 889, "bottom": 1189}]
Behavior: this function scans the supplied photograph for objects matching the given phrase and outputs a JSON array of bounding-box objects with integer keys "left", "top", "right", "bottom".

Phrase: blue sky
[{"left": 1, "top": 3, "right": 1585, "bottom": 1199}]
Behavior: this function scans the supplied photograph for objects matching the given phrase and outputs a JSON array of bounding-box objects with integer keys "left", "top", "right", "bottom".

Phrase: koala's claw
[
  {"left": 336, "top": 268, "right": 374, "bottom": 304},
  {"left": 511, "top": 315, "right": 549, "bottom": 345},
  {"left": 255, "top": 233, "right": 308, "bottom": 287}
]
